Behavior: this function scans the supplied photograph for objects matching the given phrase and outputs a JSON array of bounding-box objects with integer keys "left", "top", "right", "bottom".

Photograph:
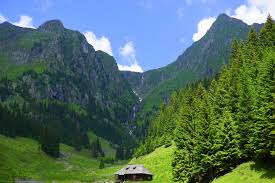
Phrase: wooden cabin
[{"left": 114, "top": 164, "right": 153, "bottom": 182}]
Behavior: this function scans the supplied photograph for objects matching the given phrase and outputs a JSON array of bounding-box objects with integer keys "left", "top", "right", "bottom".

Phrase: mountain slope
[
  {"left": 124, "top": 14, "right": 262, "bottom": 98},
  {"left": 213, "top": 161, "right": 275, "bottom": 183},
  {"left": 123, "top": 14, "right": 263, "bottom": 135},
  {"left": 0, "top": 134, "right": 124, "bottom": 182},
  {"left": 0, "top": 20, "right": 138, "bottom": 148}
]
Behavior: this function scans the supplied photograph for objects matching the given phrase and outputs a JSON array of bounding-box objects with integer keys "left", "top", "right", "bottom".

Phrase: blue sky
[{"left": 1, "top": 0, "right": 274, "bottom": 72}]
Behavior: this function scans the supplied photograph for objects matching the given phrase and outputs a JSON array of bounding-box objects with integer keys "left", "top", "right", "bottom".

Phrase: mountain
[
  {"left": 123, "top": 14, "right": 264, "bottom": 136},
  {"left": 0, "top": 20, "right": 138, "bottom": 149}
]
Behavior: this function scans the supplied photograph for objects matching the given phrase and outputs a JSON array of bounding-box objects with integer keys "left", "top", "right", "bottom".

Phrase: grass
[
  {"left": 4, "top": 62, "right": 46, "bottom": 80},
  {"left": 129, "top": 145, "right": 175, "bottom": 183},
  {"left": 213, "top": 161, "right": 275, "bottom": 183},
  {"left": 68, "top": 103, "right": 88, "bottom": 116},
  {"left": 0, "top": 134, "right": 173, "bottom": 183},
  {"left": 87, "top": 131, "right": 117, "bottom": 159},
  {"left": 1, "top": 134, "right": 274, "bottom": 183},
  {"left": 0, "top": 56, "right": 47, "bottom": 81},
  {"left": 0, "top": 134, "right": 122, "bottom": 183},
  {"left": 18, "top": 31, "right": 53, "bottom": 50}
]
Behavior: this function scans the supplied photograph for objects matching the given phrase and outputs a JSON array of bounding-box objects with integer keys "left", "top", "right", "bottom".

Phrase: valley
[{"left": 0, "top": 5, "right": 274, "bottom": 183}]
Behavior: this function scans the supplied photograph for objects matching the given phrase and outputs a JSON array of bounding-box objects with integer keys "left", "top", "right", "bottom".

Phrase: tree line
[{"left": 136, "top": 15, "right": 275, "bottom": 182}]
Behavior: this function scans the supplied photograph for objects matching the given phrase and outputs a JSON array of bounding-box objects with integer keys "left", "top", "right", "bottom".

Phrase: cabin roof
[{"left": 114, "top": 164, "right": 153, "bottom": 175}]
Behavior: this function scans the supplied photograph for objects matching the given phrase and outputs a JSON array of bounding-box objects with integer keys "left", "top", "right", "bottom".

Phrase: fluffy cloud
[
  {"left": 0, "top": 14, "right": 8, "bottom": 23},
  {"left": 84, "top": 31, "right": 113, "bottom": 56},
  {"left": 192, "top": 17, "right": 216, "bottom": 42},
  {"left": 228, "top": 0, "right": 275, "bottom": 25},
  {"left": 13, "top": 15, "right": 35, "bottom": 28},
  {"left": 118, "top": 41, "right": 143, "bottom": 73},
  {"left": 117, "top": 62, "right": 143, "bottom": 73}
]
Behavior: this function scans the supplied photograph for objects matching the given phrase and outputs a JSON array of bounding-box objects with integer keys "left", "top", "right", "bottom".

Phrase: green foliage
[
  {"left": 0, "top": 61, "right": 46, "bottom": 80},
  {"left": 67, "top": 103, "right": 88, "bottom": 116},
  {"left": 99, "top": 159, "right": 105, "bottom": 169},
  {"left": 40, "top": 124, "right": 60, "bottom": 157},
  {"left": 0, "top": 19, "right": 138, "bottom": 152},
  {"left": 87, "top": 131, "right": 117, "bottom": 159},
  {"left": 171, "top": 16, "right": 275, "bottom": 183},
  {"left": 134, "top": 16, "right": 275, "bottom": 183},
  {"left": 130, "top": 145, "right": 175, "bottom": 183},
  {"left": 18, "top": 31, "right": 53, "bottom": 50},
  {"left": 125, "top": 14, "right": 260, "bottom": 142},
  {"left": 91, "top": 137, "right": 104, "bottom": 158}
]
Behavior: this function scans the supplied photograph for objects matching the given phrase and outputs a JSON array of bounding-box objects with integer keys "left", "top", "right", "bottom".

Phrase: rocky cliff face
[{"left": 0, "top": 20, "right": 138, "bottom": 144}]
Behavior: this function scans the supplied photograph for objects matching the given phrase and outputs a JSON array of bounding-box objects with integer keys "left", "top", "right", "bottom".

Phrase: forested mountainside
[
  {"left": 0, "top": 20, "right": 138, "bottom": 157},
  {"left": 136, "top": 15, "right": 275, "bottom": 183},
  {"left": 123, "top": 14, "right": 264, "bottom": 138}
]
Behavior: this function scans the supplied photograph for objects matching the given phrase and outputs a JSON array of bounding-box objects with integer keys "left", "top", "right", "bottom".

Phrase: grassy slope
[
  {"left": 87, "top": 131, "right": 117, "bottom": 159},
  {"left": 1, "top": 135, "right": 274, "bottom": 183},
  {"left": 213, "top": 161, "right": 275, "bottom": 183},
  {"left": 129, "top": 146, "right": 175, "bottom": 183},
  {"left": 0, "top": 53, "right": 47, "bottom": 81},
  {"left": 0, "top": 134, "right": 122, "bottom": 183}
]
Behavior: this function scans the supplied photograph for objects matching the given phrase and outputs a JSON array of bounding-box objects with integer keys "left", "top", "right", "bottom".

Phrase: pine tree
[
  {"left": 173, "top": 88, "right": 197, "bottom": 182},
  {"left": 214, "top": 110, "right": 240, "bottom": 171},
  {"left": 259, "top": 14, "right": 275, "bottom": 48},
  {"left": 252, "top": 50, "right": 275, "bottom": 160},
  {"left": 99, "top": 159, "right": 105, "bottom": 169},
  {"left": 40, "top": 124, "right": 60, "bottom": 158}
]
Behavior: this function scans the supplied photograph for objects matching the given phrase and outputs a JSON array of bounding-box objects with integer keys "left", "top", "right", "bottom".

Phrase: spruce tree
[{"left": 252, "top": 50, "right": 275, "bottom": 160}]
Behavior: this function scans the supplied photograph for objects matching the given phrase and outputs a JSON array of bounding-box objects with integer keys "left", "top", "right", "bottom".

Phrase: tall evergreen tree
[{"left": 40, "top": 124, "right": 60, "bottom": 157}]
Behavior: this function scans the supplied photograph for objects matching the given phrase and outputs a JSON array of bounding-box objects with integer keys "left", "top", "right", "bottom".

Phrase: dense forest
[
  {"left": 0, "top": 99, "right": 125, "bottom": 159},
  {"left": 136, "top": 16, "right": 275, "bottom": 182}
]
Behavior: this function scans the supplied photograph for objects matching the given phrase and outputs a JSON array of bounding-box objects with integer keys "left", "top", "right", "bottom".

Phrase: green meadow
[{"left": 0, "top": 134, "right": 274, "bottom": 183}]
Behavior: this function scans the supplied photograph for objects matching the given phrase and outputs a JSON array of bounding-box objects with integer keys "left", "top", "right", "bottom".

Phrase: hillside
[
  {"left": 0, "top": 133, "right": 175, "bottom": 183},
  {"left": 1, "top": 131, "right": 274, "bottom": 183},
  {"left": 0, "top": 134, "right": 124, "bottom": 182},
  {"left": 213, "top": 161, "right": 275, "bottom": 183},
  {"left": 0, "top": 20, "right": 138, "bottom": 152},
  {"left": 123, "top": 14, "right": 264, "bottom": 137},
  {"left": 135, "top": 15, "right": 275, "bottom": 183},
  {"left": 129, "top": 145, "right": 175, "bottom": 183}
]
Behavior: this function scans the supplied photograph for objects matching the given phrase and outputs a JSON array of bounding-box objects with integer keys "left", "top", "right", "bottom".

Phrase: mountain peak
[
  {"left": 0, "top": 21, "right": 14, "bottom": 28},
  {"left": 38, "top": 19, "right": 64, "bottom": 32},
  {"left": 216, "top": 13, "right": 232, "bottom": 22}
]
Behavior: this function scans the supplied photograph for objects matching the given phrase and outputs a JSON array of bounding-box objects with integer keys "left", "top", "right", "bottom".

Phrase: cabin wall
[{"left": 116, "top": 174, "right": 152, "bottom": 181}]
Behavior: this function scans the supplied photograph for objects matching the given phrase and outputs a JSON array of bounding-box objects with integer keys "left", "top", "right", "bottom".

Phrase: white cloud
[
  {"left": 117, "top": 63, "right": 143, "bottom": 73},
  {"left": 0, "top": 13, "right": 8, "bottom": 23},
  {"left": 192, "top": 17, "right": 216, "bottom": 42},
  {"left": 119, "top": 41, "right": 135, "bottom": 57},
  {"left": 229, "top": 0, "right": 275, "bottom": 25},
  {"left": 118, "top": 41, "right": 143, "bottom": 72},
  {"left": 84, "top": 31, "right": 113, "bottom": 56},
  {"left": 12, "top": 15, "right": 35, "bottom": 28}
]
